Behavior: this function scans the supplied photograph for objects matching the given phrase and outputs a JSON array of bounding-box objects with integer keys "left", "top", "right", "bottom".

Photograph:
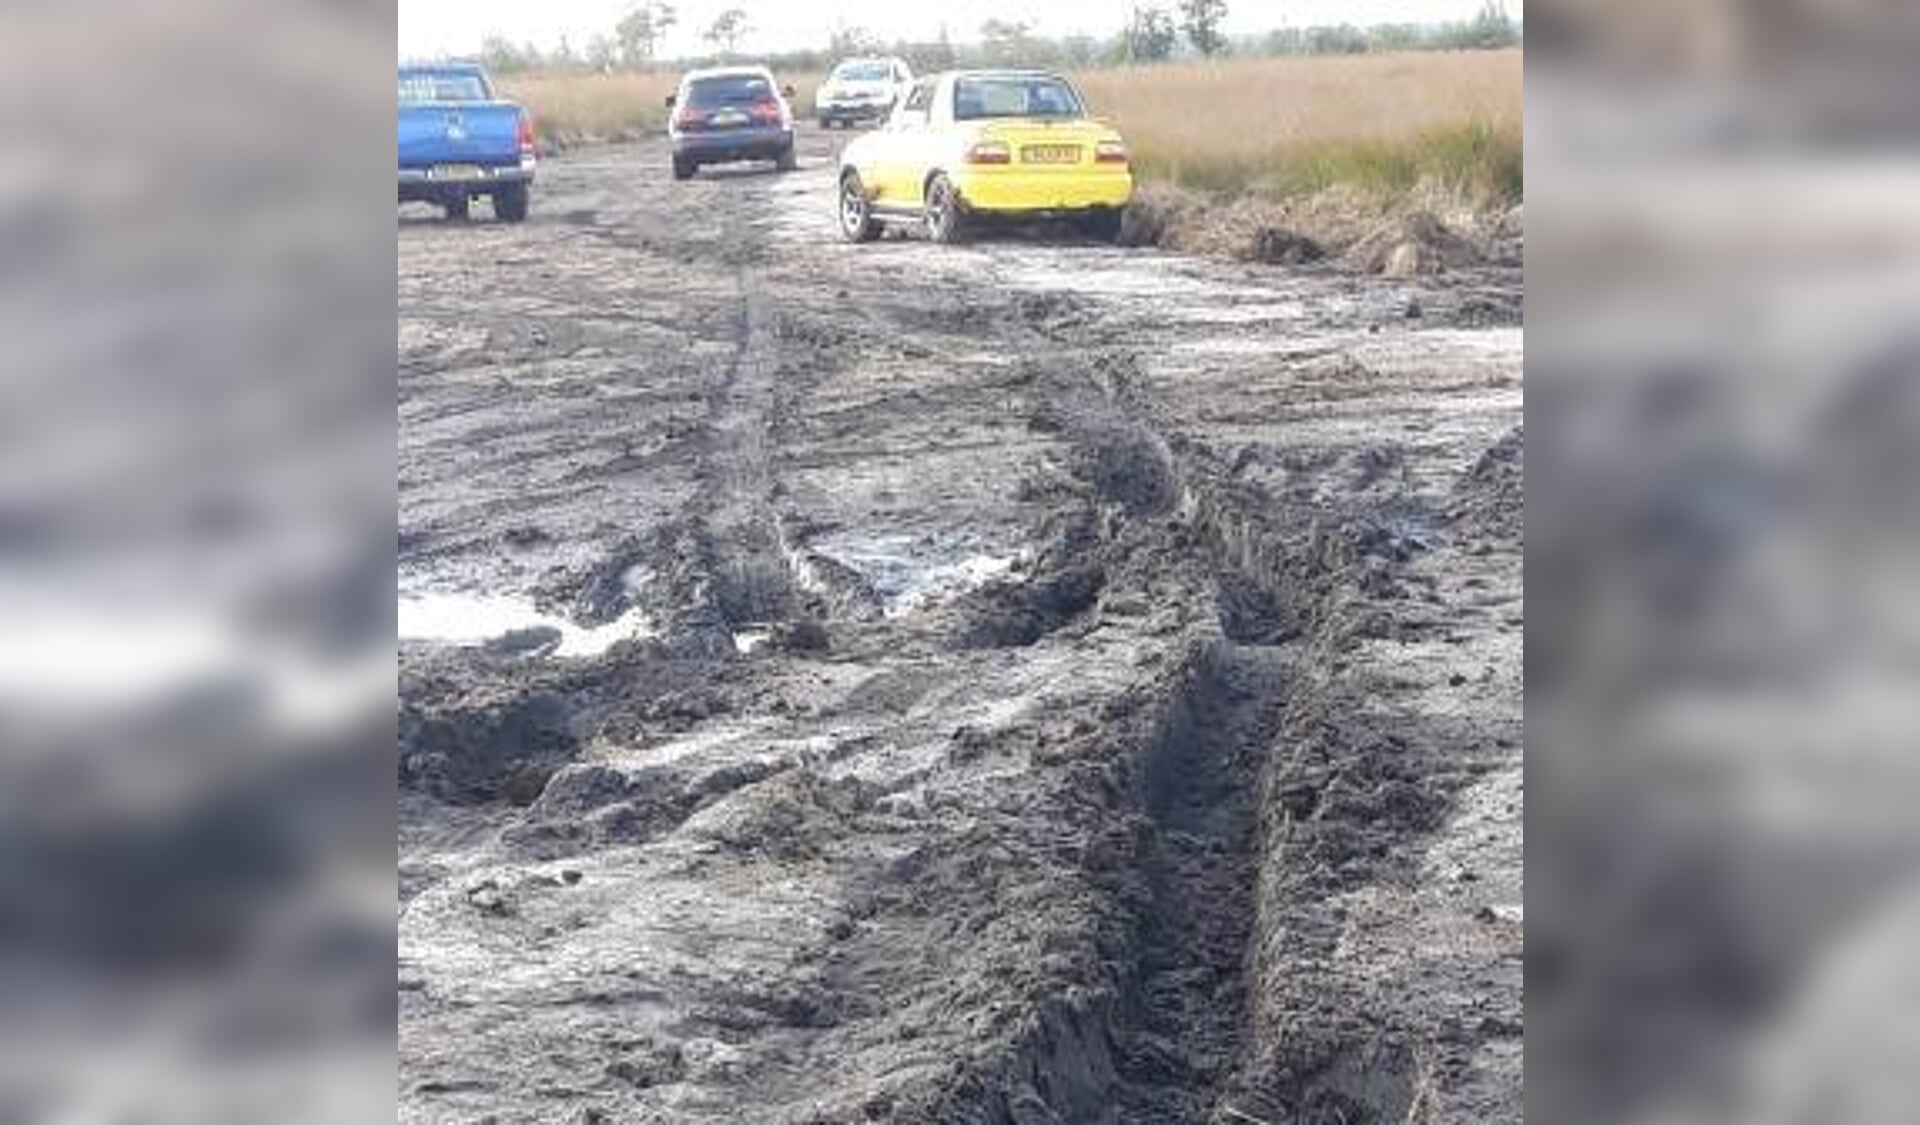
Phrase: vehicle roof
[
  {"left": 938, "top": 68, "right": 1072, "bottom": 82},
  {"left": 830, "top": 56, "right": 907, "bottom": 66},
  {"left": 400, "top": 60, "right": 486, "bottom": 73},
  {"left": 680, "top": 65, "right": 776, "bottom": 82}
]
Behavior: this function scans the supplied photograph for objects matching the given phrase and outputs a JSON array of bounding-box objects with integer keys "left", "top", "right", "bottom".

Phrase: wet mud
[{"left": 399, "top": 128, "right": 1523, "bottom": 1123}]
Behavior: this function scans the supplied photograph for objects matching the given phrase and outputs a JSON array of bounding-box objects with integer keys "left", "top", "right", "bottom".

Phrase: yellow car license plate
[
  {"left": 1022, "top": 145, "right": 1081, "bottom": 165},
  {"left": 431, "top": 164, "right": 485, "bottom": 180}
]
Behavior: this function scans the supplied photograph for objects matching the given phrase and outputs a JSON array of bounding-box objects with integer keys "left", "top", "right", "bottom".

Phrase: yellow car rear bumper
[{"left": 952, "top": 170, "right": 1133, "bottom": 213}]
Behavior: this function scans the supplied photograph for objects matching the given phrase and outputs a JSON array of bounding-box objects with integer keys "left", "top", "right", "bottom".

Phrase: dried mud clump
[
  {"left": 1248, "top": 226, "right": 1327, "bottom": 265},
  {"left": 398, "top": 679, "right": 580, "bottom": 805},
  {"left": 1345, "top": 211, "right": 1484, "bottom": 277},
  {"left": 1449, "top": 425, "right": 1525, "bottom": 542},
  {"left": 1124, "top": 183, "right": 1509, "bottom": 277}
]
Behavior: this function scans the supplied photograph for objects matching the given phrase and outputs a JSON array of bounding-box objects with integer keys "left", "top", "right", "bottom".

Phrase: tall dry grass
[
  {"left": 497, "top": 52, "right": 1521, "bottom": 205},
  {"left": 1074, "top": 51, "right": 1522, "bottom": 205}
]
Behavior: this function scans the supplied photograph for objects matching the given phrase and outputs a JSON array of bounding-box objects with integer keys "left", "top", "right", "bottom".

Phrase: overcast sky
[{"left": 400, "top": 1, "right": 1519, "bottom": 61}]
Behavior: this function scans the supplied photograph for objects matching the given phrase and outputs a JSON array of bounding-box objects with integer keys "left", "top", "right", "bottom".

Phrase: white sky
[{"left": 400, "top": 0, "right": 1519, "bottom": 61}]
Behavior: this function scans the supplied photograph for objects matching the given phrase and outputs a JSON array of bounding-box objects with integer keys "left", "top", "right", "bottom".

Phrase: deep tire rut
[{"left": 1117, "top": 645, "right": 1283, "bottom": 1123}]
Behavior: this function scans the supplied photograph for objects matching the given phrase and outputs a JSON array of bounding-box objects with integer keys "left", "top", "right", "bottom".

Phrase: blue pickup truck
[{"left": 399, "top": 63, "right": 535, "bottom": 222}]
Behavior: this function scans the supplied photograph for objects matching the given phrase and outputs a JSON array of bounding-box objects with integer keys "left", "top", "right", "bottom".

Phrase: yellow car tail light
[{"left": 965, "top": 141, "right": 1012, "bottom": 165}]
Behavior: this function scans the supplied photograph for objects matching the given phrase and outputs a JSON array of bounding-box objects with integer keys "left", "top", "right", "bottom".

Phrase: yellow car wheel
[
  {"left": 838, "top": 171, "right": 880, "bottom": 244},
  {"left": 925, "top": 174, "right": 969, "bottom": 246},
  {"left": 1078, "top": 207, "right": 1123, "bottom": 245}
]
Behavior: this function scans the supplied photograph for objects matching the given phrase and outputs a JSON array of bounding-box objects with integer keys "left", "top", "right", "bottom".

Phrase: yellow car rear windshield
[{"left": 953, "top": 76, "right": 1085, "bottom": 121}]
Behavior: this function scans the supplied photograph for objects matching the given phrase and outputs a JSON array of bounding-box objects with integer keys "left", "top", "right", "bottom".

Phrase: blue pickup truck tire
[
  {"left": 494, "top": 183, "right": 530, "bottom": 223},
  {"left": 445, "top": 195, "right": 470, "bottom": 222}
]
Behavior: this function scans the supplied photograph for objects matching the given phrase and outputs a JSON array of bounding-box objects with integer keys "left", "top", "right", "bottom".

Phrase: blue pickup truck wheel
[
  {"left": 445, "top": 195, "right": 470, "bottom": 222},
  {"left": 494, "top": 183, "right": 530, "bottom": 223}
]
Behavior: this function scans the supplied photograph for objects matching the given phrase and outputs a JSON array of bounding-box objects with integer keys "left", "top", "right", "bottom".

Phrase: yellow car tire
[
  {"left": 925, "top": 174, "right": 969, "bottom": 245},
  {"left": 838, "top": 171, "right": 880, "bottom": 244}
]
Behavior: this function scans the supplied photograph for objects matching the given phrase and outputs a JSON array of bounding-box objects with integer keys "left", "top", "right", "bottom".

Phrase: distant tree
[
  {"left": 979, "top": 18, "right": 1036, "bottom": 65},
  {"left": 550, "top": 34, "right": 581, "bottom": 70},
  {"left": 1059, "top": 33, "right": 1101, "bottom": 66},
  {"left": 615, "top": 3, "right": 676, "bottom": 66},
  {"left": 1179, "top": 0, "right": 1229, "bottom": 56},
  {"left": 705, "top": 7, "right": 751, "bottom": 56},
  {"left": 1304, "top": 24, "right": 1368, "bottom": 54},
  {"left": 1435, "top": 0, "right": 1520, "bottom": 50},
  {"left": 829, "top": 24, "right": 879, "bottom": 57},
  {"left": 1365, "top": 23, "right": 1426, "bottom": 52},
  {"left": 1261, "top": 27, "right": 1304, "bottom": 55},
  {"left": 930, "top": 24, "right": 957, "bottom": 69},
  {"left": 585, "top": 34, "right": 619, "bottom": 71},
  {"left": 479, "top": 36, "right": 542, "bottom": 73},
  {"left": 1120, "top": 6, "right": 1178, "bottom": 63}
]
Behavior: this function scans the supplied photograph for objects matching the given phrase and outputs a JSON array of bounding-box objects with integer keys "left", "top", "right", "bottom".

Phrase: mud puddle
[
  {"left": 397, "top": 590, "right": 653, "bottom": 657},
  {"left": 805, "top": 532, "right": 1030, "bottom": 617}
]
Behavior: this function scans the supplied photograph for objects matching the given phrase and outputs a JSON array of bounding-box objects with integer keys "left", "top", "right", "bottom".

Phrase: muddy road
[{"left": 399, "top": 127, "right": 1523, "bottom": 1124}]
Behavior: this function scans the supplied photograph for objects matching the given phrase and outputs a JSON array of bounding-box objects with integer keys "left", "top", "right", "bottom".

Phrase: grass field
[
  {"left": 1079, "top": 51, "right": 1521, "bottom": 205},
  {"left": 502, "top": 50, "right": 1521, "bottom": 207}
]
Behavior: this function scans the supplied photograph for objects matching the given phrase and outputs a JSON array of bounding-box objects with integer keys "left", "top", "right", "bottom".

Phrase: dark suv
[{"left": 667, "top": 66, "right": 797, "bottom": 180}]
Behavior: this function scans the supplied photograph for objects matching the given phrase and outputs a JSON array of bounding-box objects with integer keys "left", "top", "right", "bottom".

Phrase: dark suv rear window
[{"left": 686, "top": 75, "right": 775, "bottom": 108}]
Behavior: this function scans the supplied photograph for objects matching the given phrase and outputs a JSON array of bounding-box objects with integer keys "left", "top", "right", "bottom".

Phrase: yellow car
[{"left": 836, "top": 69, "right": 1133, "bottom": 245}]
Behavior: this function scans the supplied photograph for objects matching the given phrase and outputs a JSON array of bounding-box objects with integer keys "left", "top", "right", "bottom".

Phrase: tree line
[{"left": 474, "top": 1, "right": 1518, "bottom": 75}]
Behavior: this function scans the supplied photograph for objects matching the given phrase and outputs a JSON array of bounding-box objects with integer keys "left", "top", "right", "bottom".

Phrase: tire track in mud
[
  {"left": 1113, "top": 645, "right": 1280, "bottom": 1123},
  {"left": 652, "top": 266, "right": 794, "bottom": 657},
  {"left": 575, "top": 190, "right": 878, "bottom": 651}
]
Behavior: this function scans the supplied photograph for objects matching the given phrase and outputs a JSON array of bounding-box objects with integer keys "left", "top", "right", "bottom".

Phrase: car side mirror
[
  {"left": 781, "top": 85, "right": 796, "bottom": 99},
  {"left": 664, "top": 94, "right": 676, "bottom": 108}
]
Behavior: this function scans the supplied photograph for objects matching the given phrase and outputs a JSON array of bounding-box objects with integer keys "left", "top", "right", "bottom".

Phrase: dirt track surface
[{"left": 399, "top": 127, "right": 1523, "bottom": 1124}]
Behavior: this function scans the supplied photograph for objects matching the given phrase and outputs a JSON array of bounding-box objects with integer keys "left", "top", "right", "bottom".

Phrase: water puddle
[
  {"left": 808, "top": 534, "right": 1028, "bottom": 617},
  {"left": 398, "top": 591, "right": 653, "bottom": 658},
  {"left": 732, "top": 627, "right": 774, "bottom": 655}
]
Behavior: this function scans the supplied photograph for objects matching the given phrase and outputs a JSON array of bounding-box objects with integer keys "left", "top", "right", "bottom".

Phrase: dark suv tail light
[{"left": 675, "top": 109, "right": 704, "bottom": 132}]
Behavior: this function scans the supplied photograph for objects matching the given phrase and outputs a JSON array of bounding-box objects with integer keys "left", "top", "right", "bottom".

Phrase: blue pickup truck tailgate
[{"left": 398, "top": 102, "right": 524, "bottom": 169}]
